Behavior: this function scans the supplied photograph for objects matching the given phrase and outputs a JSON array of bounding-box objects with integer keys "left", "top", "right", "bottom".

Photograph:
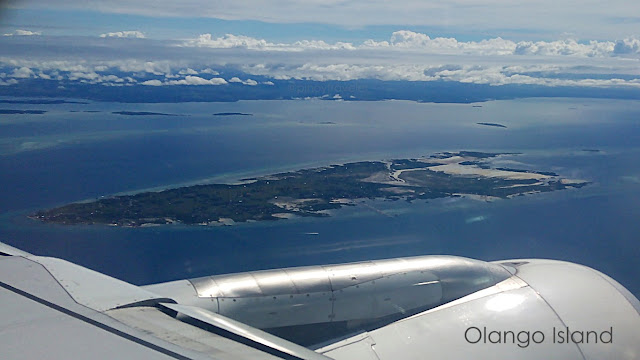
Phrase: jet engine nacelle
[
  {"left": 145, "top": 256, "right": 513, "bottom": 331},
  {"left": 145, "top": 257, "right": 640, "bottom": 357},
  {"left": 317, "top": 259, "right": 640, "bottom": 359}
]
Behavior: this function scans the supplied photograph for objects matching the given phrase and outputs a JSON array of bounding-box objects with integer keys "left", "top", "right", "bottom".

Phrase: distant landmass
[
  {"left": 0, "top": 109, "right": 47, "bottom": 114},
  {"left": 3, "top": 78, "right": 640, "bottom": 104},
  {"left": 477, "top": 122, "right": 507, "bottom": 128},
  {"left": 213, "top": 112, "right": 253, "bottom": 116},
  {"left": 112, "top": 111, "right": 179, "bottom": 116},
  {"left": 0, "top": 99, "right": 88, "bottom": 104},
  {"left": 33, "top": 151, "right": 588, "bottom": 227}
]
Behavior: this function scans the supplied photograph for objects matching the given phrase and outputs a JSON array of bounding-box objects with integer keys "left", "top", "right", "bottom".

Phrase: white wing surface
[
  {"left": 1, "top": 242, "right": 638, "bottom": 359},
  {"left": 0, "top": 246, "right": 331, "bottom": 360}
]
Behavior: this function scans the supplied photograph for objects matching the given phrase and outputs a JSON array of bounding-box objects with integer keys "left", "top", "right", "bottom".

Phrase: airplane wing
[
  {"left": 0, "top": 243, "right": 329, "bottom": 360},
  {"left": 1, "top": 241, "right": 638, "bottom": 359}
]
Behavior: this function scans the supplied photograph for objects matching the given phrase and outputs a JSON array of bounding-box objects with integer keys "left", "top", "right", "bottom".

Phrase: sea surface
[{"left": 1, "top": 97, "right": 639, "bottom": 298}]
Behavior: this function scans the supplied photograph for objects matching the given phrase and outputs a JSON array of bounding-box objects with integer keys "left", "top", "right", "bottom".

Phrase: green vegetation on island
[{"left": 32, "top": 151, "right": 588, "bottom": 227}]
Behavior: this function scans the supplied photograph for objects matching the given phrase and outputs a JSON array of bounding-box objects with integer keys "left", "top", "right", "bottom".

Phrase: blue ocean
[{"left": 1, "top": 98, "right": 639, "bottom": 297}]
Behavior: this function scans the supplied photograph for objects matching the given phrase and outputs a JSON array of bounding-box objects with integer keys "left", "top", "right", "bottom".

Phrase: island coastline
[{"left": 32, "top": 151, "right": 589, "bottom": 227}]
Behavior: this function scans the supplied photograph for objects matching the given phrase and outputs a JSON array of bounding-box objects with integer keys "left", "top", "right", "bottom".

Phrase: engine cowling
[
  {"left": 317, "top": 259, "right": 640, "bottom": 359},
  {"left": 145, "top": 255, "right": 512, "bottom": 341}
]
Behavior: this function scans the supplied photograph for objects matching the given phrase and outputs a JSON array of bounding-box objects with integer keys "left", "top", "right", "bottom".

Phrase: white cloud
[
  {"left": 141, "top": 79, "right": 163, "bottom": 86},
  {"left": 291, "top": 40, "right": 355, "bottom": 51},
  {"left": 239, "top": 62, "right": 640, "bottom": 88},
  {"left": 185, "top": 34, "right": 271, "bottom": 49},
  {"left": 165, "top": 75, "right": 228, "bottom": 85},
  {"left": 182, "top": 33, "right": 355, "bottom": 51},
  {"left": 9, "top": 67, "right": 35, "bottom": 78},
  {"left": 3, "top": 29, "right": 41, "bottom": 37},
  {"left": 180, "top": 31, "right": 640, "bottom": 60},
  {"left": 68, "top": 71, "right": 100, "bottom": 81},
  {"left": 201, "top": 68, "right": 219, "bottom": 75},
  {"left": 228, "top": 77, "right": 258, "bottom": 85},
  {"left": 99, "top": 31, "right": 146, "bottom": 39},
  {"left": 64, "top": 71, "right": 130, "bottom": 85},
  {"left": 513, "top": 39, "right": 615, "bottom": 57},
  {"left": 1, "top": 30, "right": 639, "bottom": 89},
  {"left": 111, "top": 60, "right": 172, "bottom": 75},
  {"left": 143, "top": 75, "right": 229, "bottom": 86},
  {"left": 100, "top": 74, "right": 126, "bottom": 83},
  {"left": 178, "top": 68, "right": 198, "bottom": 75},
  {"left": 0, "top": 78, "right": 19, "bottom": 86},
  {"left": 362, "top": 31, "right": 518, "bottom": 55},
  {"left": 613, "top": 38, "right": 640, "bottom": 55}
]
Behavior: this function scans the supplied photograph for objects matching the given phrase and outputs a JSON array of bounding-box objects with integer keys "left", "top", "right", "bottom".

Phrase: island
[
  {"left": 0, "top": 100, "right": 88, "bottom": 104},
  {"left": 112, "top": 111, "right": 179, "bottom": 116},
  {"left": 477, "top": 122, "right": 507, "bottom": 128},
  {"left": 0, "top": 109, "right": 47, "bottom": 114},
  {"left": 32, "top": 151, "right": 589, "bottom": 227},
  {"left": 213, "top": 112, "right": 253, "bottom": 116}
]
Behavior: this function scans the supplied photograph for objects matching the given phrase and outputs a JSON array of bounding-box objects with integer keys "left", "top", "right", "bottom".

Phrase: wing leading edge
[{"left": 0, "top": 247, "right": 331, "bottom": 360}]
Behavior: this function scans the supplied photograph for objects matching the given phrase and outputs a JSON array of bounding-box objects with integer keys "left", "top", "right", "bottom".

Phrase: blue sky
[
  {"left": 0, "top": 7, "right": 550, "bottom": 43},
  {"left": 4, "top": 0, "right": 640, "bottom": 41},
  {"left": 0, "top": 1, "right": 639, "bottom": 90}
]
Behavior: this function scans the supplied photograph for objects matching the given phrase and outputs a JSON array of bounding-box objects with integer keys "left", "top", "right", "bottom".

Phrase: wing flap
[{"left": 161, "top": 303, "right": 331, "bottom": 360}]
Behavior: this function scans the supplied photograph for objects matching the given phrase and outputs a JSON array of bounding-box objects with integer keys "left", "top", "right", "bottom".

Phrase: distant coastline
[
  {"left": 112, "top": 111, "right": 179, "bottom": 116},
  {"left": 3, "top": 79, "right": 639, "bottom": 104},
  {"left": 0, "top": 99, "right": 88, "bottom": 105},
  {"left": 213, "top": 112, "right": 253, "bottom": 116},
  {"left": 0, "top": 109, "right": 47, "bottom": 115}
]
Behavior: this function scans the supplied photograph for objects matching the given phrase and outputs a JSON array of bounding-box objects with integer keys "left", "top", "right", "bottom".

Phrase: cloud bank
[
  {"left": 183, "top": 30, "right": 640, "bottom": 58},
  {"left": 99, "top": 31, "right": 146, "bottom": 39},
  {"left": 184, "top": 34, "right": 356, "bottom": 51},
  {"left": 147, "top": 75, "right": 228, "bottom": 86},
  {"left": 0, "top": 30, "right": 639, "bottom": 89},
  {"left": 3, "top": 29, "right": 42, "bottom": 37}
]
